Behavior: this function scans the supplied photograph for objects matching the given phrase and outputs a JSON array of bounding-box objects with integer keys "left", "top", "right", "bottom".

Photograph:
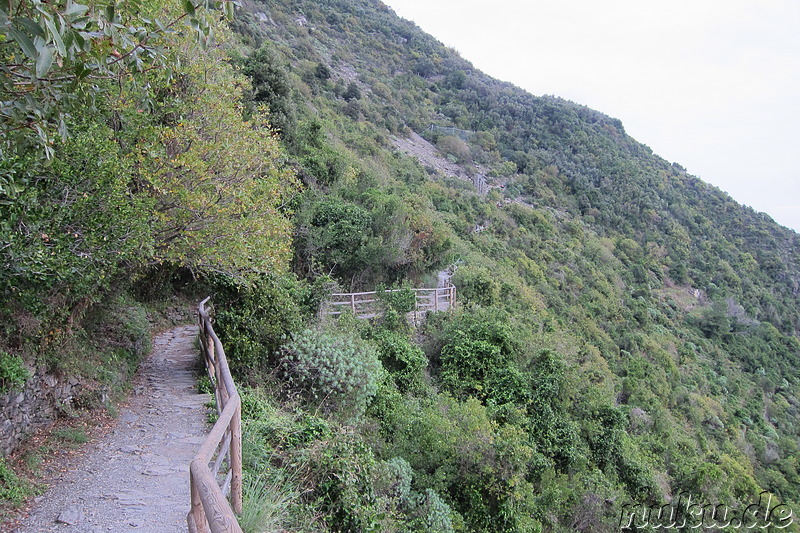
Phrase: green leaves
[
  {"left": 35, "top": 45, "right": 54, "bottom": 77},
  {"left": 42, "top": 16, "right": 66, "bottom": 57},
  {"left": 7, "top": 26, "right": 37, "bottom": 58},
  {"left": 223, "top": 1, "right": 235, "bottom": 20},
  {"left": 280, "top": 327, "right": 382, "bottom": 419},
  {"left": 183, "top": 0, "right": 196, "bottom": 17},
  {"left": 63, "top": 4, "right": 90, "bottom": 20},
  {"left": 15, "top": 17, "right": 45, "bottom": 39},
  {"left": 0, "top": 0, "right": 241, "bottom": 164}
]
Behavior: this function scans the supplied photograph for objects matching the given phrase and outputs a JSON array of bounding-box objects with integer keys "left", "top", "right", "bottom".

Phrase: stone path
[{"left": 11, "top": 325, "right": 210, "bottom": 532}]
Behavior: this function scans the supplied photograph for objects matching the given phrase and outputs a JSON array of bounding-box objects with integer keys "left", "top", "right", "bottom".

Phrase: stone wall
[{"left": 0, "top": 371, "right": 85, "bottom": 456}]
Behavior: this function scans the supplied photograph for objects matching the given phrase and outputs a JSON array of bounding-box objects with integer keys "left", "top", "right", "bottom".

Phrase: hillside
[
  {"left": 1, "top": 0, "right": 798, "bottom": 531},
  {"left": 220, "top": 0, "right": 799, "bottom": 530}
]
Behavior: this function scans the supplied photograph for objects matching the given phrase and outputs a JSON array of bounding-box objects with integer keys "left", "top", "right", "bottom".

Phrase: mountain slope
[{"left": 216, "top": 1, "right": 800, "bottom": 530}]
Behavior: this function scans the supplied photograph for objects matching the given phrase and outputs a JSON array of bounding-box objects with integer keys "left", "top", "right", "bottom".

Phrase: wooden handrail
[
  {"left": 323, "top": 285, "right": 456, "bottom": 318},
  {"left": 188, "top": 298, "right": 243, "bottom": 533}
]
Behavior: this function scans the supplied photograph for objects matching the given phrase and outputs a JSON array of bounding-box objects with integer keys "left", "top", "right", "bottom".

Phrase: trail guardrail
[
  {"left": 323, "top": 285, "right": 456, "bottom": 319},
  {"left": 188, "top": 298, "right": 243, "bottom": 533}
]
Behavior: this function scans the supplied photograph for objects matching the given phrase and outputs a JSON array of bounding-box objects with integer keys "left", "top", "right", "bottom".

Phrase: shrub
[
  {"left": 372, "top": 330, "right": 427, "bottom": 392},
  {"left": 451, "top": 266, "right": 500, "bottom": 307},
  {"left": 280, "top": 328, "right": 382, "bottom": 418},
  {"left": 379, "top": 288, "right": 416, "bottom": 314},
  {"left": 408, "top": 489, "right": 455, "bottom": 533},
  {"left": 434, "top": 309, "right": 530, "bottom": 405},
  {"left": 374, "top": 456, "right": 414, "bottom": 502},
  {"left": 0, "top": 457, "right": 31, "bottom": 506},
  {"left": 0, "top": 351, "right": 30, "bottom": 392},
  {"left": 211, "top": 272, "right": 310, "bottom": 380},
  {"left": 436, "top": 135, "right": 471, "bottom": 164}
]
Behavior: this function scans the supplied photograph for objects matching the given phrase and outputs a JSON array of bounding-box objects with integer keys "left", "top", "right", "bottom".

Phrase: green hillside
[{"left": 2, "top": 0, "right": 798, "bottom": 530}]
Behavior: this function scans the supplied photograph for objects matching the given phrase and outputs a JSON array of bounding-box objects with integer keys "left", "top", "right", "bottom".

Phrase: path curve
[{"left": 11, "top": 324, "right": 209, "bottom": 532}]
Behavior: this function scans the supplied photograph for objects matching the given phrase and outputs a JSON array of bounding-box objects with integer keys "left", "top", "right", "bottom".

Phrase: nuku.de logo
[{"left": 618, "top": 491, "right": 794, "bottom": 530}]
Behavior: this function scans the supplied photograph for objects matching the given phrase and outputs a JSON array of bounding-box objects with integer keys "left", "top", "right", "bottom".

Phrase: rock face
[{"left": 0, "top": 372, "right": 84, "bottom": 457}]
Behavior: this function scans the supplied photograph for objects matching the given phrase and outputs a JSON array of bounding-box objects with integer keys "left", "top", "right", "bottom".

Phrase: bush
[
  {"left": 211, "top": 273, "right": 310, "bottom": 380},
  {"left": 409, "top": 489, "right": 455, "bottom": 533},
  {"left": 0, "top": 351, "right": 30, "bottom": 392},
  {"left": 433, "top": 309, "right": 530, "bottom": 405},
  {"left": 379, "top": 287, "right": 416, "bottom": 314},
  {"left": 280, "top": 328, "right": 382, "bottom": 418},
  {"left": 451, "top": 266, "right": 500, "bottom": 307},
  {"left": 0, "top": 457, "right": 31, "bottom": 506},
  {"left": 374, "top": 456, "right": 414, "bottom": 502},
  {"left": 372, "top": 330, "right": 427, "bottom": 392},
  {"left": 436, "top": 135, "right": 471, "bottom": 164}
]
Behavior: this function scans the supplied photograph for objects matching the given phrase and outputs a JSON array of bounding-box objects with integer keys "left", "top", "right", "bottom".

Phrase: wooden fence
[
  {"left": 323, "top": 285, "right": 456, "bottom": 320},
  {"left": 426, "top": 123, "right": 474, "bottom": 140},
  {"left": 188, "top": 298, "right": 243, "bottom": 533}
]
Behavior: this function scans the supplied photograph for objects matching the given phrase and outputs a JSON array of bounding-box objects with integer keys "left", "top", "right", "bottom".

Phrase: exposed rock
[{"left": 56, "top": 506, "right": 85, "bottom": 525}]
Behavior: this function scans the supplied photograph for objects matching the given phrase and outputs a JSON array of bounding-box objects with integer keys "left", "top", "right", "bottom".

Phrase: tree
[
  {"left": 343, "top": 81, "right": 361, "bottom": 101},
  {"left": 242, "top": 43, "right": 297, "bottom": 138},
  {"left": 304, "top": 198, "right": 371, "bottom": 277},
  {"left": 0, "top": 0, "right": 236, "bottom": 198},
  {"left": 138, "top": 30, "right": 298, "bottom": 278}
]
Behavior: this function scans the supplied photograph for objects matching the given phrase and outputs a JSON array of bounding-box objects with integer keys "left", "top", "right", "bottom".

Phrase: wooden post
[
  {"left": 190, "top": 459, "right": 243, "bottom": 533},
  {"left": 230, "top": 402, "right": 243, "bottom": 514},
  {"left": 190, "top": 470, "right": 210, "bottom": 533},
  {"left": 350, "top": 293, "right": 356, "bottom": 314},
  {"left": 434, "top": 288, "right": 439, "bottom": 312},
  {"left": 207, "top": 336, "right": 216, "bottom": 373}
]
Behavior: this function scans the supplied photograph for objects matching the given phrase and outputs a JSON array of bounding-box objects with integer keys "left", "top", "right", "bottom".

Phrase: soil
[{"left": 6, "top": 325, "right": 210, "bottom": 532}]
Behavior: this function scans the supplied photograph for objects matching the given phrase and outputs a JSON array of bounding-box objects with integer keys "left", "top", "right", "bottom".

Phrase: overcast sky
[{"left": 384, "top": 0, "right": 800, "bottom": 232}]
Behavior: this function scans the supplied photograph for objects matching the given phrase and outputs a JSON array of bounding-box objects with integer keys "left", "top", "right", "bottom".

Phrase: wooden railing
[
  {"left": 188, "top": 298, "right": 243, "bottom": 533},
  {"left": 323, "top": 285, "right": 456, "bottom": 319}
]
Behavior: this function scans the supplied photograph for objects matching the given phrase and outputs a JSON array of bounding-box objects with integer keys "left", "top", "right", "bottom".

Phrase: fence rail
[
  {"left": 323, "top": 285, "right": 456, "bottom": 319},
  {"left": 426, "top": 123, "right": 474, "bottom": 140},
  {"left": 188, "top": 298, "right": 243, "bottom": 533}
]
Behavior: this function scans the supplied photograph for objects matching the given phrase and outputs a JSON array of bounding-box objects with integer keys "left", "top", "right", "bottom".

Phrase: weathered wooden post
[
  {"left": 188, "top": 469, "right": 209, "bottom": 533},
  {"left": 230, "top": 401, "right": 242, "bottom": 514}
]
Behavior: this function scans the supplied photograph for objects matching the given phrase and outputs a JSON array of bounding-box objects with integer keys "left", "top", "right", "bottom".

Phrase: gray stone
[
  {"left": 56, "top": 506, "right": 85, "bottom": 525},
  {"left": 120, "top": 412, "right": 139, "bottom": 424},
  {"left": 119, "top": 444, "right": 141, "bottom": 454}
]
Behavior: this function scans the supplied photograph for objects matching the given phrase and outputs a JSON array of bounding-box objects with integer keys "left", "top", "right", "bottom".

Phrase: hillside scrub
[
  {"left": 2, "top": 0, "right": 800, "bottom": 531},
  {"left": 215, "top": 0, "right": 800, "bottom": 530},
  {"left": 0, "top": 1, "right": 297, "bottom": 372}
]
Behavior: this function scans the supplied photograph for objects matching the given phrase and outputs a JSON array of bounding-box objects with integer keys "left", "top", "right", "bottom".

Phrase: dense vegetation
[{"left": 2, "top": 0, "right": 798, "bottom": 531}]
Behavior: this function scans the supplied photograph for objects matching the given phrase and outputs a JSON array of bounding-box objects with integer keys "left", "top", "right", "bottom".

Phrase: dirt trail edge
[{"left": 12, "top": 324, "right": 210, "bottom": 533}]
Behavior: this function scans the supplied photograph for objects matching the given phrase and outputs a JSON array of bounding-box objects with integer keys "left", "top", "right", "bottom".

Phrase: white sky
[{"left": 384, "top": 0, "right": 800, "bottom": 232}]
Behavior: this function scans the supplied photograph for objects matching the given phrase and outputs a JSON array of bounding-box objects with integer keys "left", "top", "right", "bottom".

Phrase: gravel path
[{"left": 11, "top": 325, "right": 210, "bottom": 533}]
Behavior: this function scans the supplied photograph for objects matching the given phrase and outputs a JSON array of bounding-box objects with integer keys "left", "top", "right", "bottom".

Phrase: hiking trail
[{"left": 11, "top": 324, "right": 209, "bottom": 532}]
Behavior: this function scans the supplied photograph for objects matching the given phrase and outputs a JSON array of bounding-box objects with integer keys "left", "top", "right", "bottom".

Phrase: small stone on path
[{"left": 56, "top": 506, "right": 84, "bottom": 525}]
